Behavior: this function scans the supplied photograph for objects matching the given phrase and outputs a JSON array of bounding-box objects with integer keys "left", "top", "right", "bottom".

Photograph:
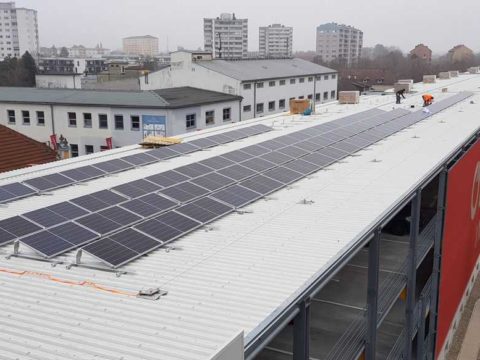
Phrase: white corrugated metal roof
[{"left": 0, "top": 75, "right": 479, "bottom": 360}]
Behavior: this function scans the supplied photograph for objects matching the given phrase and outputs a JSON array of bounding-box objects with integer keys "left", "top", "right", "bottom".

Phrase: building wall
[
  {"left": 122, "top": 36, "right": 159, "bottom": 57},
  {"left": 259, "top": 24, "right": 293, "bottom": 58},
  {"left": 316, "top": 23, "right": 363, "bottom": 65},
  {"left": 204, "top": 14, "right": 248, "bottom": 59},
  {"left": 36, "top": 74, "right": 83, "bottom": 89},
  {"left": 15, "top": 7, "right": 39, "bottom": 57},
  {"left": 0, "top": 100, "right": 240, "bottom": 156}
]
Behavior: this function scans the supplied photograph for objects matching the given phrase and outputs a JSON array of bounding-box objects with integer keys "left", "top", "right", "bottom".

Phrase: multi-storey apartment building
[
  {"left": 259, "top": 24, "right": 293, "bottom": 58},
  {"left": 122, "top": 35, "right": 159, "bottom": 57},
  {"left": 204, "top": 13, "right": 248, "bottom": 59},
  {"left": 316, "top": 22, "right": 363, "bottom": 65},
  {"left": 0, "top": 1, "right": 39, "bottom": 60}
]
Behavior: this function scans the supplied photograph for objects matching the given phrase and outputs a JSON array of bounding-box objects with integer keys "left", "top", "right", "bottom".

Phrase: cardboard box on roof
[
  {"left": 394, "top": 83, "right": 412, "bottom": 93},
  {"left": 423, "top": 75, "right": 437, "bottom": 83},
  {"left": 289, "top": 99, "right": 311, "bottom": 114},
  {"left": 338, "top": 91, "right": 359, "bottom": 104}
]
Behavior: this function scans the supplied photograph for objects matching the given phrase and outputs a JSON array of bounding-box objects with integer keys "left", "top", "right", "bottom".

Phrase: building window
[
  {"left": 315, "top": 93, "right": 321, "bottom": 101},
  {"left": 256, "top": 82, "right": 264, "bottom": 88},
  {"left": 68, "top": 112, "right": 77, "bottom": 127},
  {"left": 256, "top": 103, "right": 264, "bottom": 113},
  {"left": 22, "top": 110, "right": 30, "bottom": 125},
  {"left": 308, "top": 77, "right": 313, "bottom": 82},
  {"left": 323, "top": 91, "right": 328, "bottom": 100},
  {"left": 269, "top": 81, "right": 275, "bottom": 87},
  {"left": 307, "top": 94, "right": 313, "bottom": 100},
  {"left": 316, "top": 75, "right": 322, "bottom": 80},
  {"left": 332, "top": 74, "right": 337, "bottom": 79},
  {"left": 279, "top": 99, "right": 286, "bottom": 109},
  {"left": 299, "top": 78, "right": 305, "bottom": 83},
  {"left": 131, "top": 115, "right": 140, "bottom": 130},
  {"left": 299, "top": 96, "right": 305, "bottom": 99},
  {"left": 243, "top": 105, "right": 251, "bottom": 112},
  {"left": 7, "top": 109, "right": 15, "bottom": 124},
  {"left": 243, "top": 83, "right": 251, "bottom": 90},
  {"left": 268, "top": 101, "right": 275, "bottom": 111},
  {"left": 186, "top": 114, "right": 196, "bottom": 129},
  {"left": 331, "top": 90, "right": 336, "bottom": 99},
  {"left": 144, "top": 72, "right": 149, "bottom": 84},
  {"left": 279, "top": 79, "right": 286, "bottom": 86},
  {"left": 36, "top": 111, "right": 45, "bottom": 125},
  {"left": 98, "top": 114, "right": 108, "bottom": 129},
  {"left": 114, "top": 115, "right": 124, "bottom": 130},
  {"left": 289, "top": 97, "right": 295, "bottom": 102},
  {"left": 205, "top": 110, "right": 215, "bottom": 125},
  {"left": 324, "top": 75, "right": 329, "bottom": 80},
  {"left": 85, "top": 145, "right": 94, "bottom": 154},
  {"left": 70, "top": 144, "right": 79, "bottom": 157},
  {"left": 83, "top": 113, "right": 92, "bottom": 128},
  {"left": 223, "top": 108, "right": 231, "bottom": 121},
  {"left": 290, "top": 79, "right": 296, "bottom": 84}
]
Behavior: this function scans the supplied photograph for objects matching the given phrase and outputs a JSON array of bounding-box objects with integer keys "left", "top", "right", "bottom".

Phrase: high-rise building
[
  {"left": 410, "top": 44, "right": 432, "bottom": 62},
  {"left": 204, "top": 13, "right": 248, "bottom": 59},
  {"left": 259, "top": 24, "right": 293, "bottom": 58},
  {"left": 316, "top": 22, "right": 363, "bottom": 65},
  {"left": 0, "top": 2, "right": 39, "bottom": 60},
  {"left": 122, "top": 35, "right": 159, "bottom": 57}
]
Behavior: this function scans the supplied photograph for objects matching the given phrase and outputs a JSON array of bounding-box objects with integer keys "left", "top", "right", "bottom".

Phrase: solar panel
[
  {"left": 23, "top": 208, "right": 68, "bottom": 228},
  {"left": 241, "top": 157, "right": 277, "bottom": 173},
  {"left": 263, "top": 166, "right": 304, "bottom": 185},
  {"left": 260, "top": 139, "right": 286, "bottom": 151},
  {"left": 222, "top": 150, "right": 252, "bottom": 163},
  {"left": 0, "top": 216, "right": 42, "bottom": 238},
  {"left": 0, "top": 188, "right": 16, "bottom": 202},
  {"left": 49, "top": 222, "right": 98, "bottom": 246},
  {"left": 70, "top": 195, "right": 110, "bottom": 212},
  {"left": 146, "top": 147, "right": 181, "bottom": 160},
  {"left": 135, "top": 193, "right": 178, "bottom": 212},
  {"left": 109, "top": 229, "right": 161, "bottom": 253},
  {"left": 98, "top": 206, "right": 142, "bottom": 227},
  {"left": 289, "top": 140, "right": 322, "bottom": 152},
  {"left": 174, "top": 163, "right": 213, "bottom": 178},
  {"left": 2, "top": 183, "right": 36, "bottom": 197},
  {"left": 188, "top": 137, "right": 219, "bottom": 149},
  {"left": 75, "top": 213, "right": 122, "bottom": 236},
  {"left": 155, "top": 211, "right": 201, "bottom": 233},
  {"left": 211, "top": 184, "right": 262, "bottom": 208},
  {"left": 92, "top": 159, "right": 134, "bottom": 173},
  {"left": 119, "top": 198, "right": 163, "bottom": 218},
  {"left": 0, "top": 228, "right": 16, "bottom": 246},
  {"left": 146, "top": 170, "right": 189, "bottom": 187},
  {"left": 82, "top": 238, "right": 138, "bottom": 267},
  {"left": 190, "top": 173, "right": 236, "bottom": 191},
  {"left": 20, "top": 231, "right": 72, "bottom": 258},
  {"left": 207, "top": 133, "right": 235, "bottom": 144},
  {"left": 217, "top": 164, "right": 257, "bottom": 181},
  {"left": 331, "top": 140, "right": 363, "bottom": 153},
  {"left": 239, "top": 175, "right": 285, "bottom": 195},
  {"left": 283, "top": 159, "right": 322, "bottom": 175},
  {"left": 302, "top": 152, "right": 336, "bottom": 167},
  {"left": 121, "top": 153, "right": 157, "bottom": 166},
  {"left": 23, "top": 177, "right": 57, "bottom": 191},
  {"left": 190, "top": 197, "right": 234, "bottom": 217},
  {"left": 111, "top": 183, "right": 149, "bottom": 199},
  {"left": 198, "top": 156, "right": 235, "bottom": 170},
  {"left": 277, "top": 146, "right": 310, "bottom": 158},
  {"left": 42, "top": 173, "right": 75, "bottom": 187},
  {"left": 60, "top": 166, "right": 103, "bottom": 182},
  {"left": 258, "top": 151, "right": 294, "bottom": 165},
  {"left": 240, "top": 144, "right": 271, "bottom": 157},
  {"left": 316, "top": 147, "right": 350, "bottom": 161},
  {"left": 159, "top": 182, "right": 209, "bottom": 203},
  {"left": 176, "top": 197, "right": 233, "bottom": 223},
  {"left": 170, "top": 142, "right": 201, "bottom": 154},
  {"left": 48, "top": 202, "right": 89, "bottom": 220},
  {"left": 90, "top": 190, "right": 128, "bottom": 205},
  {"left": 134, "top": 218, "right": 182, "bottom": 242}
]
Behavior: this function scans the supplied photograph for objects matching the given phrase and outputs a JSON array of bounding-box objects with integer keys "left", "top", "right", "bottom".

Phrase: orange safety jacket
[{"left": 422, "top": 94, "right": 434, "bottom": 102}]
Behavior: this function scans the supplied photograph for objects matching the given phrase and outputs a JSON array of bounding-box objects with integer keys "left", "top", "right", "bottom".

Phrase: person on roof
[
  {"left": 422, "top": 94, "right": 434, "bottom": 107},
  {"left": 396, "top": 89, "right": 406, "bottom": 104}
]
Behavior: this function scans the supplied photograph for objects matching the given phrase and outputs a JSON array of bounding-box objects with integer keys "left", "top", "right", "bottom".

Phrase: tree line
[{"left": 0, "top": 51, "right": 37, "bottom": 87}]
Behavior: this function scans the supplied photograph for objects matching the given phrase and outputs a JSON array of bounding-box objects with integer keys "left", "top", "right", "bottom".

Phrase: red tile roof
[{"left": 0, "top": 125, "right": 58, "bottom": 173}]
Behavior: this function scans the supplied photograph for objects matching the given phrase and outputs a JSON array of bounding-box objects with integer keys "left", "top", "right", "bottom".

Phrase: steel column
[
  {"left": 365, "top": 228, "right": 381, "bottom": 360},
  {"left": 417, "top": 297, "right": 426, "bottom": 360},
  {"left": 427, "top": 168, "right": 448, "bottom": 358},
  {"left": 293, "top": 300, "right": 310, "bottom": 360},
  {"left": 405, "top": 189, "right": 422, "bottom": 359}
]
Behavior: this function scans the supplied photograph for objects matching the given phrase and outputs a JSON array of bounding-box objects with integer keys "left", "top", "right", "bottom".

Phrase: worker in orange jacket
[{"left": 422, "top": 94, "right": 434, "bottom": 107}]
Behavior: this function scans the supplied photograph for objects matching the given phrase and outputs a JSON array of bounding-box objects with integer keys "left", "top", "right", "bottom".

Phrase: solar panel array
[
  {"left": 0, "top": 92, "right": 472, "bottom": 268},
  {"left": 0, "top": 124, "right": 272, "bottom": 204}
]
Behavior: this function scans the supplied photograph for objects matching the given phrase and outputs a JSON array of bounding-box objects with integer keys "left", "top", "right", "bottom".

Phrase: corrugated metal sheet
[{"left": 0, "top": 75, "right": 479, "bottom": 359}]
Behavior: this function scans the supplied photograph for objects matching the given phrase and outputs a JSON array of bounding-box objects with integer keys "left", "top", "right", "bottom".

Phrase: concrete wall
[{"left": 36, "top": 74, "right": 83, "bottom": 89}]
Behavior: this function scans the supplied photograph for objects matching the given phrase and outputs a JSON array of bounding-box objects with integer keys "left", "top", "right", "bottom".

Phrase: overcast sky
[{"left": 17, "top": 0, "right": 480, "bottom": 54}]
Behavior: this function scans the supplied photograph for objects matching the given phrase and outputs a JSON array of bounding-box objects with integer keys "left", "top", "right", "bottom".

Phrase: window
[
  {"left": 269, "top": 81, "right": 275, "bottom": 87},
  {"left": 299, "top": 78, "right": 305, "bottom": 83},
  {"left": 68, "top": 112, "right": 76, "bottom": 127},
  {"left": 290, "top": 78, "right": 296, "bottom": 84},
  {"left": 144, "top": 72, "right": 149, "bottom": 84},
  {"left": 85, "top": 145, "right": 94, "bottom": 154},
  {"left": 205, "top": 110, "right": 215, "bottom": 125},
  {"left": 114, "top": 115, "right": 124, "bottom": 130},
  {"left": 243, "top": 105, "right": 251, "bottom": 112},
  {"left": 7, "top": 109, "right": 15, "bottom": 124},
  {"left": 332, "top": 74, "right": 337, "bottom": 79},
  {"left": 243, "top": 83, "right": 251, "bottom": 90},
  {"left": 324, "top": 75, "right": 329, "bottom": 80},
  {"left": 307, "top": 94, "right": 313, "bottom": 100},
  {"left": 299, "top": 96, "right": 304, "bottom": 99},
  {"left": 256, "top": 82, "right": 264, "bottom": 88},
  {"left": 186, "top": 114, "right": 196, "bottom": 129},
  {"left": 256, "top": 103, "right": 264, "bottom": 113},
  {"left": 98, "top": 114, "right": 108, "bottom": 129},
  {"left": 268, "top": 101, "right": 275, "bottom": 111},
  {"left": 316, "top": 75, "right": 322, "bottom": 80},
  {"left": 331, "top": 90, "right": 336, "bottom": 99},
  {"left": 36, "top": 111, "right": 45, "bottom": 125},
  {"left": 22, "top": 110, "right": 30, "bottom": 124},
  {"left": 315, "top": 93, "right": 321, "bottom": 101},
  {"left": 223, "top": 108, "right": 231, "bottom": 121},
  {"left": 279, "top": 99, "right": 286, "bottom": 109},
  {"left": 323, "top": 91, "right": 328, "bottom": 100},
  {"left": 279, "top": 79, "right": 286, "bottom": 86},
  {"left": 131, "top": 115, "right": 140, "bottom": 130},
  {"left": 70, "top": 144, "right": 79, "bottom": 157},
  {"left": 83, "top": 113, "right": 92, "bottom": 128},
  {"left": 308, "top": 77, "right": 313, "bottom": 82}
]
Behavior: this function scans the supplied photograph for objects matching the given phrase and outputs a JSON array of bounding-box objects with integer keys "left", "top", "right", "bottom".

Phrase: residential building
[
  {"left": 122, "top": 35, "right": 159, "bottom": 57},
  {"left": 38, "top": 57, "right": 86, "bottom": 74},
  {"left": 410, "top": 43, "right": 432, "bottom": 62},
  {"left": 447, "top": 44, "right": 474, "bottom": 63},
  {"left": 259, "top": 24, "right": 293, "bottom": 58},
  {"left": 68, "top": 44, "right": 111, "bottom": 58},
  {"left": 140, "top": 51, "right": 338, "bottom": 120},
  {"left": 0, "top": 2, "right": 39, "bottom": 60},
  {"left": 0, "top": 87, "right": 242, "bottom": 155},
  {"left": 316, "top": 22, "right": 363, "bottom": 65},
  {"left": 0, "top": 124, "right": 56, "bottom": 173},
  {"left": 339, "top": 68, "right": 397, "bottom": 92},
  {"left": 35, "top": 74, "right": 83, "bottom": 89},
  {"left": 204, "top": 13, "right": 248, "bottom": 59}
]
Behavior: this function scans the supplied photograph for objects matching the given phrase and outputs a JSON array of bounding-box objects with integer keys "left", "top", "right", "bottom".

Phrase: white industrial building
[
  {"left": 0, "top": 87, "right": 242, "bottom": 156},
  {"left": 0, "top": 75, "right": 479, "bottom": 360},
  {"left": 316, "top": 22, "right": 363, "bottom": 65},
  {"left": 204, "top": 13, "right": 248, "bottom": 59},
  {"left": 140, "top": 51, "right": 338, "bottom": 119},
  {"left": 259, "top": 24, "right": 293, "bottom": 58},
  {"left": 0, "top": 1, "right": 39, "bottom": 60}
]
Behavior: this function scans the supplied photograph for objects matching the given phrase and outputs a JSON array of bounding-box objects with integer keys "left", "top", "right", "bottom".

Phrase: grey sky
[{"left": 17, "top": 0, "right": 480, "bottom": 54}]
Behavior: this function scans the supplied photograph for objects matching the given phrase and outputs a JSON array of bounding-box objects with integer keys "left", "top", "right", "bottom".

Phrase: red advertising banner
[
  {"left": 50, "top": 134, "right": 58, "bottom": 150},
  {"left": 436, "top": 140, "right": 480, "bottom": 357},
  {"left": 106, "top": 137, "right": 113, "bottom": 150}
]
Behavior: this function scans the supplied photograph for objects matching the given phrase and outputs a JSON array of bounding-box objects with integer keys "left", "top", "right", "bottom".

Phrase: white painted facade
[
  {"left": 35, "top": 74, "right": 83, "bottom": 89},
  {"left": 204, "top": 13, "right": 248, "bottom": 59},
  {"left": 140, "top": 52, "right": 338, "bottom": 120},
  {"left": 259, "top": 24, "right": 293, "bottom": 58},
  {"left": 122, "top": 35, "right": 159, "bottom": 57},
  {"left": 0, "top": 100, "right": 240, "bottom": 156},
  {"left": 316, "top": 23, "right": 363, "bottom": 65}
]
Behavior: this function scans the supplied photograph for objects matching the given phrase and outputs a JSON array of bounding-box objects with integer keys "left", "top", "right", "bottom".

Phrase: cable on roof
[{"left": 0, "top": 267, "right": 137, "bottom": 297}]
